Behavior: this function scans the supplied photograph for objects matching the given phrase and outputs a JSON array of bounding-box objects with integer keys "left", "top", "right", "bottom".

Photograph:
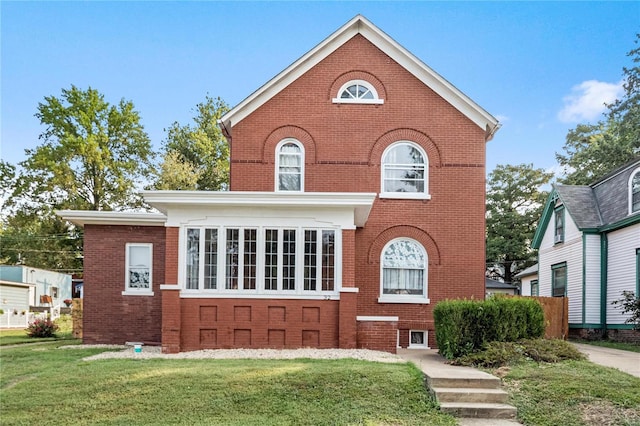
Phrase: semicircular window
[{"left": 333, "top": 80, "right": 383, "bottom": 104}]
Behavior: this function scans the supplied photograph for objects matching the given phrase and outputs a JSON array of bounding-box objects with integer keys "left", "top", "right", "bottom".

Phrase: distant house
[
  {"left": 58, "top": 15, "right": 499, "bottom": 353},
  {"left": 0, "top": 266, "right": 72, "bottom": 310},
  {"left": 485, "top": 278, "right": 518, "bottom": 297},
  {"left": 514, "top": 263, "right": 538, "bottom": 296},
  {"left": 531, "top": 158, "right": 640, "bottom": 341}
]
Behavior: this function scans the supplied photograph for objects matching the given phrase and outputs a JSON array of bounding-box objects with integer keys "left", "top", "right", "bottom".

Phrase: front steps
[{"left": 428, "top": 375, "right": 517, "bottom": 419}]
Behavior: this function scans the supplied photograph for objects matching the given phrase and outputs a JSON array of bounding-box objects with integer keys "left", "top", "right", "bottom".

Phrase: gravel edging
[{"left": 60, "top": 345, "right": 405, "bottom": 363}]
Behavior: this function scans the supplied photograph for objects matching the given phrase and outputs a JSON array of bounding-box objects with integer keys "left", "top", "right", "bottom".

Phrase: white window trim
[
  {"left": 179, "top": 225, "right": 341, "bottom": 298},
  {"left": 332, "top": 80, "right": 384, "bottom": 104},
  {"left": 380, "top": 141, "right": 430, "bottom": 200},
  {"left": 275, "top": 139, "right": 305, "bottom": 192},
  {"left": 122, "top": 243, "right": 154, "bottom": 296},
  {"left": 378, "top": 237, "right": 429, "bottom": 305},
  {"left": 408, "top": 330, "right": 429, "bottom": 349},
  {"left": 628, "top": 166, "right": 640, "bottom": 215}
]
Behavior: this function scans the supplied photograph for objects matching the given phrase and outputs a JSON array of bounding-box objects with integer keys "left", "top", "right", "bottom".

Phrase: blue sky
[{"left": 2, "top": 1, "right": 638, "bottom": 177}]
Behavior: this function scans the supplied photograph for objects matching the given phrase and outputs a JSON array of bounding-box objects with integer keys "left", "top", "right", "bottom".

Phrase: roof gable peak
[{"left": 219, "top": 15, "right": 498, "bottom": 138}]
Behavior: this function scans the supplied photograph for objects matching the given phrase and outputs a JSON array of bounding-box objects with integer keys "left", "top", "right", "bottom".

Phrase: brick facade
[
  {"left": 77, "top": 18, "right": 493, "bottom": 353},
  {"left": 83, "top": 225, "right": 165, "bottom": 345}
]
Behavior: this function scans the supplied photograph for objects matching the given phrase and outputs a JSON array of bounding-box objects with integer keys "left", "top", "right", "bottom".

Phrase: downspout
[{"left": 600, "top": 233, "right": 608, "bottom": 338}]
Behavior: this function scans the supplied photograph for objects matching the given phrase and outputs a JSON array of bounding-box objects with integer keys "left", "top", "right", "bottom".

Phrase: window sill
[
  {"left": 379, "top": 193, "right": 431, "bottom": 200},
  {"left": 378, "top": 296, "right": 430, "bottom": 304},
  {"left": 332, "top": 98, "right": 384, "bottom": 105},
  {"left": 122, "top": 291, "right": 154, "bottom": 296},
  {"left": 180, "top": 291, "right": 341, "bottom": 300}
]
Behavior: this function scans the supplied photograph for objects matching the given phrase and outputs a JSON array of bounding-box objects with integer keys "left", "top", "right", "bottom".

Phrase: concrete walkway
[
  {"left": 397, "top": 349, "right": 523, "bottom": 426},
  {"left": 572, "top": 343, "right": 640, "bottom": 378}
]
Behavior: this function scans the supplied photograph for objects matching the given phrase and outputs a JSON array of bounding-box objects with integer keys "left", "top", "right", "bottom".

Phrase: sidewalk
[{"left": 572, "top": 343, "right": 640, "bottom": 378}]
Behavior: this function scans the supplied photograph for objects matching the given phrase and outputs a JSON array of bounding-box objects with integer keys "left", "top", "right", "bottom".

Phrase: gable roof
[
  {"left": 219, "top": 15, "right": 499, "bottom": 139},
  {"left": 485, "top": 278, "right": 518, "bottom": 290},
  {"left": 532, "top": 157, "right": 640, "bottom": 248},
  {"left": 514, "top": 263, "right": 538, "bottom": 279}
]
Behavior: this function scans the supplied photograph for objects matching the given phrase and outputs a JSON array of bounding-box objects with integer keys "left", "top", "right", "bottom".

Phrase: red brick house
[{"left": 58, "top": 15, "right": 499, "bottom": 354}]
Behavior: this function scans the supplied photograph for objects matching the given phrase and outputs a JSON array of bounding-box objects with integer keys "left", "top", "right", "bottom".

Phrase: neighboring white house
[
  {"left": 0, "top": 266, "right": 72, "bottom": 310},
  {"left": 531, "top": 158, "right": 640, "bottom": 341},
  {"left": 514, "top": 263, "right": 538, "bottom": 297},
  {"left": 485, "top": 278, "right": 519, "bottom": 297}
]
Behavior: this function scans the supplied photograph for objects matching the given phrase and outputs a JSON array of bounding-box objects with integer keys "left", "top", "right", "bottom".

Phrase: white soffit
[
  {"left": 219, "top": 15, "right": 499, "bottom": 136},
  {"left": 141, "top": 191, "right": 377, "bottom": 227},
  {"left": 56, "top": 210, "right": 167, "bottom": 227}
]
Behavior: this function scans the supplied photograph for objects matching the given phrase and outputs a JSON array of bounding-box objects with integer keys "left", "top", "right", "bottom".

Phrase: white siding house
[{"left": 532, "top": 158, "right": 640, "bottom": 341}]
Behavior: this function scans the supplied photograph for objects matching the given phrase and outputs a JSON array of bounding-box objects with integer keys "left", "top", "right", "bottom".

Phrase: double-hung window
[
  {"left": 276, "top": 140, "right": 304, "bottom": 192},
  {"left": 630, "top": 168, "right": 640, "bottom": 214},
  {"left": 554, "top": 206, "right": 564, "bottom": 244},
  {"left": 381, "top": 142, "right": 429, "bottom": 199},
  {"left": 124, "top": 243, "right": 153, "bottom": 295},
  {"left": 551, "top": 263, "right": 567, "bottom": 297},
  {"left": 530, "top": 279, "right": 539, "bottom": 296},
  {"left": 183, "top": 227, "right": 336, "bottom": 295}
]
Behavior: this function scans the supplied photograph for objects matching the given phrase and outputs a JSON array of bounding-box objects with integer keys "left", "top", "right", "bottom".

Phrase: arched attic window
[
  {"left": 333, "top": 80, "right": 384, "bottom": 104},
  {"left": 630, "top": 167, "right": 640, "bottom": 214}
]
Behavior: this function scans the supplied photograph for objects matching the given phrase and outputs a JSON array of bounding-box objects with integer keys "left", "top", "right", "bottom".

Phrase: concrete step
[
  {"left": 432, "top": 387, "right": 509, "bottom": 403},
  {"left": 439, "top": 402, "right": 517, "bottom": 419},
  {"left": 427, "top": 375, "right": 501, "bottom": 389}
]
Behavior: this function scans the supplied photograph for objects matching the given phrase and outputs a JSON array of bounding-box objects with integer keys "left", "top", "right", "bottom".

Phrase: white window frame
[
  {"left": 180, "top": 226, "right": 340, "bottom": 299},
  {"left": 123, "top": 243, "right": 154, "bottom": 296},
  {"left": 332, "top": 80, "right": 384, "bottom": 104},
  {"left": 628, "top": 167, "right": 640, "bottom": 215},
  {"left": 380, "top": 141, "right": 430, "bottom": 200},
  {"left": 408, "top": 330, "right": 429, "bottom": 349},
  {"left": 378, "top": 238, "right": 429, "bottom": 304},
  {"left": 275, "top": 139, "right": 304, "bottom": 192}
]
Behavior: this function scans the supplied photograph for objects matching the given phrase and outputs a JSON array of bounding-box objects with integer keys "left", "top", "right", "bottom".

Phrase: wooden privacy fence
[{"left": 508, "top": 296, "right": 568, "bottom": 339}]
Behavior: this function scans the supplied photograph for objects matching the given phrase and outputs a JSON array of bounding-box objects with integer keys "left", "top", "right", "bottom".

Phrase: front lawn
[
  {"left": 0, "top": 342, "right": 455, "bottom": 425},
  {"left": 501, "top": 360, "right": 640, "bottom": 426},
  {"left": 0, "top": 314, "right": 74, "bottom": 346}
]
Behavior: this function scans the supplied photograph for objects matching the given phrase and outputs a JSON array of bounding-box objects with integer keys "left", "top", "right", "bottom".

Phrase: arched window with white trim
[
  {"left": 629, "top": 167, "right": 640, "bottom": 214},
  {"left": 276, "top": 139, "right": 304, "bottom": 192},
  {"left": 333, "top": 80, "right": 383, "bottom": 104},
  {"left": 379, "top": 238, "right": 429, "bottom": 304},
  {"left": 381, "top": 141, "right": 429, "bottom": 199}
]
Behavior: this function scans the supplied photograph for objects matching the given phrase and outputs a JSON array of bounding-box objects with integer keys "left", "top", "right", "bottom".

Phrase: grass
[
  {"left": 0, "top": 342, "right": 456, "bottom": 426},
  {"left": 571, "top": 339, "right": 640, "bottom": 353},
  {"left": 0, "top": 314, "right": 73, "bottom": 346},
  {"left": 499, "top": 359, "right": 640, "bottom": 426}
]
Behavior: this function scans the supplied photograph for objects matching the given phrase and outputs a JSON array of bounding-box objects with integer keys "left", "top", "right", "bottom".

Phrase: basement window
[{"left": 408, "top": 330, "right": 428, "bottom": 349}]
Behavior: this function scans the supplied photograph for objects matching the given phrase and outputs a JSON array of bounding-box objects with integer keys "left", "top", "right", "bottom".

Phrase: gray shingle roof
[
  {"left": 485, "top": 278, "right": 518, "bottom": 289},
  {"left": 514, "top": 263, "right": 538, "bottom": 278},
  {"left": 557, "top": 157, "right": 640, "bottom": 229}
]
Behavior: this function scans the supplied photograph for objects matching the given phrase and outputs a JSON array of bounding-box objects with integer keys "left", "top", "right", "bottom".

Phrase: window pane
[
  {"left": 633, "top": 173, "right": 640, "bottom": 212},
  {"left": 304, "top": 230, "right": 317, "bottom": 291},
  {"left": 382, "top": 240, "right": 425, "bottom": 296},
  {"left": 552, "top": 267, "right": 566, "bottom": 297},
  {"left": 322, "top": 231, "right": 335, "bottom": 291},
  {"left": 226, "top": 229, "right": 239, "bottom": 290},
  {"left": 244, "top": 229, "right": 257, "bottom": 290},
  {"left": 186, "top": 229, "right": 200, "bottom": 290},
  {"left": 283, "top": 229, "right": 296, "bottom": 290},
  {"left": 383, "top": 144, "right": 426, "bottom": 193},
  {"left": 265, "top": 229, "right": 278, "bottom": 291},
  {"left": 384, "top": 145, "right": 424, "bottom": 164},
  {"left": 128, "top": 245, "right": 150, "bottom": 289},
  {"left": 279, "top": 174, "right": 301, "bottom": 191},
  {"left": 204, "top": 229, "right": 217, "bottom": 289}
]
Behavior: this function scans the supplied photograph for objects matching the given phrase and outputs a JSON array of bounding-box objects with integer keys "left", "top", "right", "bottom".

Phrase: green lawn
[
  {"left": 0, "top": 341, "right": 456, "bottom": 426},
  {"left": 0, "top": 314, "right": 74, "bottom": 346},
  {"left": 501, "top": 360, "right": 640, "bottom": 426},
  {"left": 570, "top": 339, "right": 640, "bottom": 353}
]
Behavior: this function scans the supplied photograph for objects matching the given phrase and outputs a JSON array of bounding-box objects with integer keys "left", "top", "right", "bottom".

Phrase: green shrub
[
  {"left": 434, "top": 296, "right": 545, "bottom": 359},
  {"left": 26, "top": 318, "right": 59, "bottom": 338}
]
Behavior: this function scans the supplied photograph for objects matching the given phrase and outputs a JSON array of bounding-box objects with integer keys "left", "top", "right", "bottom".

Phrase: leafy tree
[
  {"left": 486, "top": 164, "right": 553, "bottom": 284},
  {"left": 154, "top": 151, "right": 202, "bottom": 190},
  {"left": 0, "top": 208, "right": 83, "bottom": 272},
  {"left": 159, "top": 96, "right": 230, "bottom": 190},
  {"left": 557, "top": 34, "right": 640, "bottom": 185},
  {"left": 10, "top": 85, "right": 154, "bottom": 211}
]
